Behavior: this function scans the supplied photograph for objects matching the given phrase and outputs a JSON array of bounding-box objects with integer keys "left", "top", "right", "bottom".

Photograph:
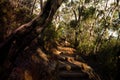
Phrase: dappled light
[
  {"left": 0, "top": 0, "right": 120, "bottom": 80},
  {"left": 37, "top": 48, "right": 49, "bottom": 62},
  {"left": 24, "top": 70, "right": 33, "bottom": 80}
]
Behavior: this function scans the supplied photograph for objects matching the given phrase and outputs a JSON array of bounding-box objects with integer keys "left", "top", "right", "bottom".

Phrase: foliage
[
  {"left": 50, "top": 0, "right": 120, "bottom": 79},
  {"left": 42, "top": 23, "right": 58, "bottom": 42},
  {"left": 0, "top": 0, "right": 120, "bottom": 80},
  {"left": 82, "top": 6, "right": 96, "bottom": 20},
  {"left": 0, "top": 0, "right": 34, "bottom": 42}
]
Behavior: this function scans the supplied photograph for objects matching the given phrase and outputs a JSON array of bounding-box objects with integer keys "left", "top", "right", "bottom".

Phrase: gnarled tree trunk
[{"left": 0, "top": 0, "right": 64, "bottom": 80}]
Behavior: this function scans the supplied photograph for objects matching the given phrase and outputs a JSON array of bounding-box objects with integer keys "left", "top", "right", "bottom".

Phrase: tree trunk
[{"left": 0, "top": 0, "right": 64, "bottom": 79}]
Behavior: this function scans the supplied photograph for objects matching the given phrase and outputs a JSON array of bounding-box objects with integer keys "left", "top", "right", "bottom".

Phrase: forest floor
[{"left": 0, "top": 40, "right": 108, "bottom": 80}]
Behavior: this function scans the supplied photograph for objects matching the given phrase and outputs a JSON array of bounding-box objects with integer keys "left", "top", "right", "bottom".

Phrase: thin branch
[
  {"left": 40, "top": 0, "right": 43, "bottom": 12},
  {"left": 72, "top": 9, "right": 78, "bottom": 21},
  {"left": 30, "top": 0, "right": 37, "bottom": 15}
]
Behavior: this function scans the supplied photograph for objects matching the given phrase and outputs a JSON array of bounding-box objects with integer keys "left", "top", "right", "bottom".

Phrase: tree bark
[
  {"left": 40, "top": 0, "right": 43, "bottom": 11},
  {"left": 0, "top": 0, "right": 64, "bottom": 79}
]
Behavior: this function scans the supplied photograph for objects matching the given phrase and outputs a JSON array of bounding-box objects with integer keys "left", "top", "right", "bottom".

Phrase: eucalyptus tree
[
  {"left": 93, "top": 0, "right": 120, "bottom": 54},
  {"left": 52, "top": 0, "right": 120, "bottom": 79},
  {"left": 55, "top": 0, "right": 97, "bottom": 53},
  {"left": 0, "top": 0, "right": 119, "bottom": 79},
  {"left": 0, "top": 0, "right": 64, "bottom": 80}
]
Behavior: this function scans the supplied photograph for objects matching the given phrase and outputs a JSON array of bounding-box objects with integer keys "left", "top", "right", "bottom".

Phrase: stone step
[
  {"left": 58, "top": 54, "right": 85, "bottom": 62},
  {"left": 59, "top": 61, "right": 78, "bottom": 68},
  {"left": 59, "top": 77, "right": 90, "bottom": 80},
  {"left": 59, "top": 71, "right": 88, "bottom": 78},
  {"left": 58, "top": 61, "right": 82, "bottom": 71},
  {"left": 60, "top": 53, "right": 76, "bottom": 57}
]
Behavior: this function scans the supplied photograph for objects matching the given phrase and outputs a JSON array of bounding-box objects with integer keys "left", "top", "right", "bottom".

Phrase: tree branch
[{"left": 0, "top": 0, "right": 64, "bottom": 65}]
